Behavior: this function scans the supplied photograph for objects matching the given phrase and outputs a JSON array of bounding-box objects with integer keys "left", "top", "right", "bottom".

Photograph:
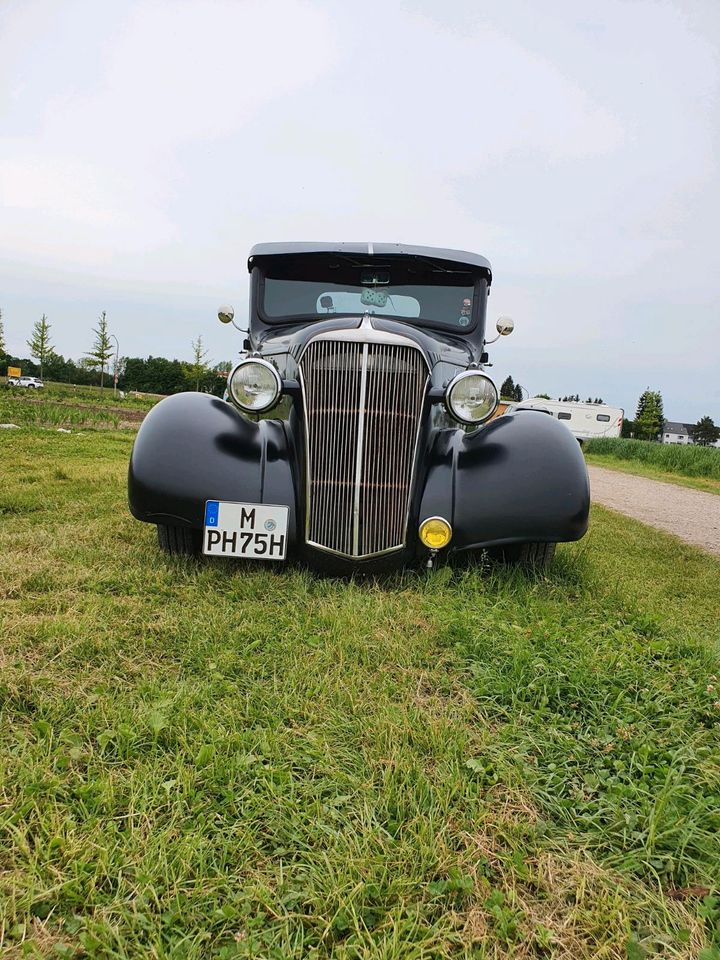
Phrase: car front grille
[{"left": 300, "top": 339, "right": 428, "bottom": 558}]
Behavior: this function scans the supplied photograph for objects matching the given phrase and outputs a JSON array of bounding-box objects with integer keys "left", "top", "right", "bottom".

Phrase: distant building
[
  {"left": 662, "top": 421, "right": 720, "bottom": 447},
  {"left": 662, "top": 421, "right": 694, "bottom": 444}
]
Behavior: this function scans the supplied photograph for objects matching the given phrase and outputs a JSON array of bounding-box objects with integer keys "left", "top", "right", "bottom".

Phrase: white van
[{"left": 512, "top": 398, "right": 623, "bottom": 442}]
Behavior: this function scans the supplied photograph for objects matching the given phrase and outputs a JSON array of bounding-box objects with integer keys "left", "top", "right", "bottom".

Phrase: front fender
[
  {"left": 128, "top": 393, "right": 299, "bottom": 545},
  {"left": 418, "top": 410, "right": 589, "bottom": 550}
]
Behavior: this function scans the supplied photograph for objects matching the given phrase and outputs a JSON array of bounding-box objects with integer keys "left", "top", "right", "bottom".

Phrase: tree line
[
  {"left": 501, "top": 375, "right": 605, "bottom": 405},
  {"left": 3, "top": 315, "right": 719, "bottom": 442},
  {"left": 0, "top": 309, "right": 231, "bottom": 396},
  {"left": 628, "top": 388, "right": 719, "bottom": 446}
]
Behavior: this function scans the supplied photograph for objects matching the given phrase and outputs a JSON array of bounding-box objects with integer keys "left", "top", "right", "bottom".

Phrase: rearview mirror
[
  {"left": 218, "top": 304, "right": 235, "bottom": 324},
  {"left": 496, "top": 316, "right": 514, "bottom": 336}
]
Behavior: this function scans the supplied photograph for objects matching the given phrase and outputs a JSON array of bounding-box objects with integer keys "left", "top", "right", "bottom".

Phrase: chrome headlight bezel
[
  {"left": 227, "top": 358, "right": 282, "bottom": 413},
  {"left": 445, "top": 371, "right": 499, "bottom": 425}
]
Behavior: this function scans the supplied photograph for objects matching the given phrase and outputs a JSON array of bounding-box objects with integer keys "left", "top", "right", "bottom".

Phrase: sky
[{"left": 1, "top": 0, "right": 718, "bottom": 422}]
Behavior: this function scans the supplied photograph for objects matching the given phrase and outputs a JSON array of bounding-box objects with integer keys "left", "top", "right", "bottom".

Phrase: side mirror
[
  {"left": 496, "top": 316, "right": 514, "bottom": 337},
  {"left": 218, "top": 304, "right": 235, "bottom": 325}
]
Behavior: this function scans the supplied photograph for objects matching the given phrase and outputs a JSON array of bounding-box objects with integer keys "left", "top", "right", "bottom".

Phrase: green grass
[
  {"left": 585, "top": 454, "right": 720, "bottom": 493},
  {"left": 584, "top": 455, "right": 720, "bottom": 495},
  {"left": 38, "top": 381, "right": 161, "bottom": 411},
  {"left": 0, "top": 394, "right": 121, "bottom": 429},
  {"left": 0, "top": 380, "right": 159, "bottom": 430},
  {"left": 1, "top": 431, "right": 720, "bottom": 958},
  {"left": 585, "top": 438, "right": 720, "bottom": 494},
  {"left": 2, "top": 379, "right": 161, "bottom": 411}
]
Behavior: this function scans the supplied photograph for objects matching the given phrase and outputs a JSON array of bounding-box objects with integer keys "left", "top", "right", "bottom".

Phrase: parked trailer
[{"left": 510, "top": 399, "right": 623, "bottom": 441}]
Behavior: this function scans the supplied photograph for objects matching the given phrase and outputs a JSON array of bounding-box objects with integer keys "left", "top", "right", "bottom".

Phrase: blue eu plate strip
[{"left": 204, "top": 500, "right": 219, "bottom": 526}]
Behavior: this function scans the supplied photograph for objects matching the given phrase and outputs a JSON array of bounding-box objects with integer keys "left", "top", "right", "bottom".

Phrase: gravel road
[{"left": 587, "top": 465, "right": 720, "bottom": 557}]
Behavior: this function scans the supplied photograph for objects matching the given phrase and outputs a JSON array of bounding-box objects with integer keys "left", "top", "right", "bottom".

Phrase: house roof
[
  {"left": 247, "top": 242, "right": 492, "bottom": 278},
  {"left": 663, "top": 421, "right": 694, "bottom": 434}
]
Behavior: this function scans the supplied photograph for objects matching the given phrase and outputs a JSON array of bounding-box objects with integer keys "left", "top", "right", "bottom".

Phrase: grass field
[
  {"left": 2, "top": 429, "right": 720, "bottom": 958},
  {"left": 584, "top": 439, "right": 720, "bottom": 495},
  {"left": 1, "top": 381, "right": 160, "bottom": 430},
  {"left": 2, "top": 379, "right": 162, "bottom": 410}
]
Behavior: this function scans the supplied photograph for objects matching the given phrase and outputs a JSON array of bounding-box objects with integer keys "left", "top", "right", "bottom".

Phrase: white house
[
  {"left": 662, "top": 421, "right": 720, "bottom": 447},
  {"left": 662, "top": 421, "right": 694, "bottom": 444}
]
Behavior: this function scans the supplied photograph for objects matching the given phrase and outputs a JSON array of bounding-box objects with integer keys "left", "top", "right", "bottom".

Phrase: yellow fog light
[{"left": 419, "top": 516, "right": 452, "bottom": 550}]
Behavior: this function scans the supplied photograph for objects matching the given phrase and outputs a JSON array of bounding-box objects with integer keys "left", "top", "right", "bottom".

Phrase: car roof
[{"left": 247, "top": 242, "right": 492, "bottom": 280}]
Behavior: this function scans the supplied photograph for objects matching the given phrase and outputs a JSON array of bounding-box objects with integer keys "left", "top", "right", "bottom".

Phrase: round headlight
[
  {"left": 228, "top": 359, "right": 281, "bottom": 412},
  {"left": 446, "top": 372, "right": 498, "bottom": 425}
]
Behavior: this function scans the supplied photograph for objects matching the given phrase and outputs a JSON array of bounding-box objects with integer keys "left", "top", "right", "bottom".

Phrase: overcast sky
[{"left": 1, "top": 0, "right": 718, "bottom": 420}]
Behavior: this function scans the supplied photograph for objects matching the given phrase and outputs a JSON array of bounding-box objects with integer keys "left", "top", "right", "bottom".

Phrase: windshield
[{"left": 259, "top": 256, "right": 480, "bottom": 332}]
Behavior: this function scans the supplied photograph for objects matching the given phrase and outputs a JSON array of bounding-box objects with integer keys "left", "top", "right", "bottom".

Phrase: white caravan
[{"left": 513, "top": 399, "right": 624, "bottom": 442}]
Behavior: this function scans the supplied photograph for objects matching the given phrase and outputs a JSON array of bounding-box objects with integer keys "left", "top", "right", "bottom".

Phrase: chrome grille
[{"left": 300, "top": 339, "right": 428, "bottom": 557}]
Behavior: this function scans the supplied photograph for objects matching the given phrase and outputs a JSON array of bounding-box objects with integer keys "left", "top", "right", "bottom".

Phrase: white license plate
[{"left": 203, "top": 501, "right": 288, "bottom": 560}]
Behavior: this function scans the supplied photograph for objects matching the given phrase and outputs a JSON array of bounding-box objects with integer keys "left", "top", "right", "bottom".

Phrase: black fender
[
  {"left": 128, "top": 393, "right": 299, "bottom": 547},
  {"left": 418, "top": 409, "right": 589, "bottom": 551}
]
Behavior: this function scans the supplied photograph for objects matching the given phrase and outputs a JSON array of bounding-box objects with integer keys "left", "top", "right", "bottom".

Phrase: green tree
[
  {"left": 535, "top": 393, "right": 552, "bottom": 400},
  {"left": 185, "top": 335, "right": 209, "bottom": 391},
  {"left": 621, "top": 418, "right": 635, "bottom": 438},
  {"left": 0, "top": 308, "right": 7, "bottom": 361},
  {"left": 634, "top": 388, "right": 664, "bottom": 440},
  {"left": 86, "top": 311, "right": 114, "bottom": 390},
  {"left": 500, "top": 375, "right": 515, "bottom": 400},
  {"left": 124, "top": 356, "right": 188, "bottom": 395},
  {"left": 27, "top": 314, "right": 53, "bottom": 378},
  {"left": 513, "top": 383, "right": 524, "bottom": 402},
  {"left": 690, "top": 416, "right": 720, "bottom": 447}
]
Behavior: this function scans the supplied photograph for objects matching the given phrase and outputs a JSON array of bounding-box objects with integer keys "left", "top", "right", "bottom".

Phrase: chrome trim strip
[
  {"left": 351, "top": 344, "right": 369, "bottom": 556},
  {"left": 305, "top": 539, "right": 404, "bottom": 560},
  {"left": 298, "top": 322, "right": 426, "bottom": 354}
]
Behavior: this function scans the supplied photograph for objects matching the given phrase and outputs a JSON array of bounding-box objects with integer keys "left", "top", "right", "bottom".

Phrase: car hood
[{"left": 254, "top": 316, "right": 475, "bottom": 372}]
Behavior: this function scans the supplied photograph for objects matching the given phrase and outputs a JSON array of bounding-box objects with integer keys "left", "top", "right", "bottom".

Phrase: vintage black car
[{"left": 128, "top": 242, "right": 589, "bottom": 573}]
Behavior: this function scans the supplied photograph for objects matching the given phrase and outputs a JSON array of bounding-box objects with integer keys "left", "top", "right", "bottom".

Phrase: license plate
[{"left": 203, "top": 501, "right": 288, "bottom": 560}]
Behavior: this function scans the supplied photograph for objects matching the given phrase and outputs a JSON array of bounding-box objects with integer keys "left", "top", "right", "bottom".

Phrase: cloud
[
  {"left": 0, "top": 0, "right": 339, "bottom": 268},
  {"left": 0, "top": 0, "right": 718, "bottom": 422}
]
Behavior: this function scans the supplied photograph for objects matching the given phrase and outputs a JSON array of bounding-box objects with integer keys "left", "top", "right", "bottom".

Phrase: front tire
[
  {"left": 156, "top": 524, "right": 202, "bottom": 556},
  {"left": 490, "top": 541, "right": 556, "bottom": 568}
]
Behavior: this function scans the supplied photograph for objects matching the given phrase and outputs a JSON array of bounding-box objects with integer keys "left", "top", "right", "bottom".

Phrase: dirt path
[{"left": 588, "top": 464, "right": 720, "bottom": 557}]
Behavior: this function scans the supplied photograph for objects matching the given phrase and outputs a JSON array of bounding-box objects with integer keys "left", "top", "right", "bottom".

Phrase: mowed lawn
[{"left": 2, "top": 430, "right": 720, "bottom": 959}]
